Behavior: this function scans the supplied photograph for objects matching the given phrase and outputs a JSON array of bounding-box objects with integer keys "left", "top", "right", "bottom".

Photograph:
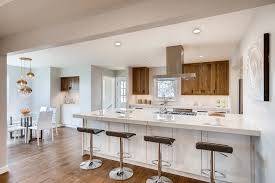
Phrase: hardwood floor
[{"left": 0, "top": 127, "right": 206, "bottom": 183}]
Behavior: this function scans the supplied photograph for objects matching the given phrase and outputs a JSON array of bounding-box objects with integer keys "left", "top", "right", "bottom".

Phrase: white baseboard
[{"left": 0, "top": 165, "right": 8, "bottom": 175}]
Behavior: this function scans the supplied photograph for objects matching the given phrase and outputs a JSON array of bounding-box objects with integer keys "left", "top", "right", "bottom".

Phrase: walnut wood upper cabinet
[
  {"left": 61, "top": 76, "right": 79, "bottom": 91},
  {"left": 213, "top": 61, "right": 229, "bottom": 95},
  {"left": 132, "top": 67, "right": 149, "bottom": 95},
  {"left": 182, "top": 64, "right": 201, "bottom": 95},
  {"left": 199, "top": 62, "right": 214, "bottom": 95},
  {"left": 181, "top": 61, "right": 229, "bottom": 95}
]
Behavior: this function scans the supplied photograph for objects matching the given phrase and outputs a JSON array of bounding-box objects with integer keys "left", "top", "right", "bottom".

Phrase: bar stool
[
  {"left": 196, "top": 142, "right": 233, "bottom": 183},
  {"left": 106, "top": 130, "right": 136, "bottom": 181},
  {"left": 77, "top": 127, "right": 105, "bottom": 170},
  {"left": 144, "top": 136, "right": 175, "bottom": 183}
]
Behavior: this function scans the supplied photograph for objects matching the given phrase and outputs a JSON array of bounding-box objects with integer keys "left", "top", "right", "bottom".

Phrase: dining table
[{"left": 9, "top": 113, "right": 43, "bottom": 143}]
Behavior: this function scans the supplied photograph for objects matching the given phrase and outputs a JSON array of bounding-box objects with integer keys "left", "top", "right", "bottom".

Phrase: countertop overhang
[{"left": 73, "top": 109, "right": 261, "bottom": 137}]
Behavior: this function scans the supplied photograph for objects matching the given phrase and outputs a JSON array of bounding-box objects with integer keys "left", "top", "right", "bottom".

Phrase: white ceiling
[
  {"left": 8, "top": 9, "right": 255, "bottom": 69},
  {"left": 0, "top": 0, "right": 138, "bottom": 38},
  {"left": 0, "top": 0, "right": 15, "bottom": 7}
]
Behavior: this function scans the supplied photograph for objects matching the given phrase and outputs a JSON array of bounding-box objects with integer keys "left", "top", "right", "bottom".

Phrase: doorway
[
  {"left": 102, "top": 76, "right": 115, "bottom": 110},
  {"left": 116, "top": 77, "right": 127, "bottom": 108}
]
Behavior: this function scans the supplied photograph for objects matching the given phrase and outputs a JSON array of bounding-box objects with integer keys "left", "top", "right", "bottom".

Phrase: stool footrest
[
  {"left": 116, "top": 152, "right": 132, "bottom": 159},
  {"left": 87, "top": 146, "right": 101, "bottom": 153},
  {"left": 201, "top": 169, "right": 226, "bottom": 179},
  {"left": 151, "top": 160, "right": 171, "bottom": 167}
]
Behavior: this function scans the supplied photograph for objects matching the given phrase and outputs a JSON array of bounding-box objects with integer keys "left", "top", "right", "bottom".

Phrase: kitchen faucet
[{"left": 160, "top": 95, "right": 168, "bottom": 114}]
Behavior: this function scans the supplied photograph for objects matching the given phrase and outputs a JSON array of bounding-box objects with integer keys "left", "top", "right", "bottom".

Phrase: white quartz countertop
[{"left": 73, "top": 109, "right": 260, "bottom": 137}]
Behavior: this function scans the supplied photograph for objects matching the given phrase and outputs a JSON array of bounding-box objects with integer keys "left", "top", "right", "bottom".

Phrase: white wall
[
  {"left": 6, "top": 65, "right": 115, "bottom": 125},
  {"left": 60, "top": 66, "right": 91, "bottom": 112},
  {"left": 230, "top": 45, "right": 243, "bottom": 114},
  {"left": 6, "top": 66, "right": 62, "bottom": 123},
  {"left": 46, "top": 65, "right": 116, "bottom": 114},
  {"left": 102, "top": 76, "right": 115, "bottom": 109},
  {"left": 91, "top": 65, "right": 116, "bottom": 111},
  {"left": 10, "top": 65, "right": 91, "bottom": 124},
  {"left": 7, "top": 65, "right": 32, "bottom": 117},
  {"left": 31, "top": 67, "right": 51, "bottom": 112},
  {"left": 50, "top": 67, "right": 62, "bottom": 123},
  {"left": 0, "top": 56, "right": 7, "bottom": 174},
  {"left": 239, "top": 4, "right": 275, "bottom": 183}
]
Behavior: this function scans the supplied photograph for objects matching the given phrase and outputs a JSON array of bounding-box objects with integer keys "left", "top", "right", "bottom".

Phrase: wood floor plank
[{"left": 0, "top": 127, "right": 206, "bottom": 183}]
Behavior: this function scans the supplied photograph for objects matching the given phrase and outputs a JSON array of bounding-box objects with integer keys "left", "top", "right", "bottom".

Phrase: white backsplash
[
  {"left": 130, "top": 94, "right": 230, "bottom": 108},
  {"left": 61, "top": 91, "right": 80, "bottom": 104}
]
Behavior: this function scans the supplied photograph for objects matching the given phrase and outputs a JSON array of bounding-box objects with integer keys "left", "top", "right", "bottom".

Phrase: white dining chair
[
  {"left": 32, "top": 106, "right": 49, "bottom": 126},
  {"left": 40, "top": 106, "right": 48, "bottom": 112},
  {"left": 48, "top": 107, "right": 58, "bottom": 135},
  {"left": 29, "top": 111, "right": 54, "bottom": 146}
]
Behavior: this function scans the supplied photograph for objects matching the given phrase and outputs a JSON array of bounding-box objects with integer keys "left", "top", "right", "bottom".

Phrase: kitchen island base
[{"left": 81, "top": 119, "right": 254, "bottom": 183}]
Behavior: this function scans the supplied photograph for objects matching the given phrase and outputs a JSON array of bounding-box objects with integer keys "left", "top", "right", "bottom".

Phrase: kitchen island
[{"left": 74, "top": 109, "right": 260, "bottom": 183}]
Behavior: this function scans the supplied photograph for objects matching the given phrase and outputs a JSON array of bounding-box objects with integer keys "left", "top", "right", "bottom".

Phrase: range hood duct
[{"left": 155, "top": 45, "right": 196, "bottom": 79}]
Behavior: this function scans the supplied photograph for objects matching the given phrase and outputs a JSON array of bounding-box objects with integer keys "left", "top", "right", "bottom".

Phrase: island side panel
[
  {"left": 172, "top": 128, "right": 202, "bottom": 176},
  {"left": 127, "top": 124, "right": 147, "bottom": 163}
]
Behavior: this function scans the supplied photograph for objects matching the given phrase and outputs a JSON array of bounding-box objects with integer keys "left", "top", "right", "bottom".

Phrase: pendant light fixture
[
  {"left": 16, "top": 57, "right": 34, "bottom": 96},
  {"left": 19, "top": 86, "right": 32, "bottom": 96},
  {"left": 16, "top": 58, "right": 28, "bottom": 88},
  {"left": 24, "top": 57, "right": 35, "bottom": 79}
]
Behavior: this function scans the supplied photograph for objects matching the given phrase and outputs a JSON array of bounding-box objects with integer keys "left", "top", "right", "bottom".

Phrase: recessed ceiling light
[
  {"left": 114, "top": 41, "right": 122, "bottom": 47},
  {"left": 199, "top": 55, "right": 204, "bottom": 58},
  {"left": 193, "top": 28, "right": 201, "bottom": 34}
]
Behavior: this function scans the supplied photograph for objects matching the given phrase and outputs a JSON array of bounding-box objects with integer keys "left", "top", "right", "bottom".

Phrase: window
[{"left": 155, "top": 78, "right": 177, "bottom": 99}]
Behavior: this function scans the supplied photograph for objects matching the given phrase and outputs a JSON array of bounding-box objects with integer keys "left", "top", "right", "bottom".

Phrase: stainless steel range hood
[{"left": 154, "top": 45, "right": 196, "bottom": 79}]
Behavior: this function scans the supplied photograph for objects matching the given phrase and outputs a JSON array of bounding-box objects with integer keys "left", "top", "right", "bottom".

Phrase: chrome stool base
[
  {"left": 146, "top": 176, "right": 173, "bottom": 183},
  {"left": 80, "top": 159, "right": 102, "bottom": 170},
  {"left": 109, "top": 167, "right": 133, "bottom": 181}
]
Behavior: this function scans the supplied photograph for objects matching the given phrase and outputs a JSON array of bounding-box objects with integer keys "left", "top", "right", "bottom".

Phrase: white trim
[{"left": 0, "top": 165, "right": 8, "bottom": 175}]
